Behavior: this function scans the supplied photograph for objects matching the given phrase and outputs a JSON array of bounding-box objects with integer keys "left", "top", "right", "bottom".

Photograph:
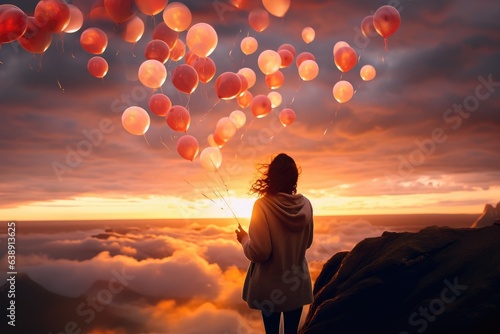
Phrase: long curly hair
[{"left": 250, "top": 153, "right": 300, "bottom": 197}]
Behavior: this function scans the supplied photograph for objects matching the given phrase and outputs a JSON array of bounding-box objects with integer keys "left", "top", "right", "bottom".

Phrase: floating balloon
[
  {"left": 152, "top": 22, "right": 178, "bottom": 49},
  {"left": 373, "top": 5, "right": 401, "bottom": 38},
  {"left": 87, "top": 56, "right": 108, "bottom": 78},
  {"left": 18, "top": 16, "right": 52, "bottom": 54},
  {"left": 267, "top": 91, "right": 282, "bottom": 108},
  {"left": 80, "top": 27, "right": 108, "bottom": 55},
  {"left": 237, "top": 67, "right": 256, "bottom": 89},
  {"left": 34, "top": 0, "right": 70, "bottom": 33},
  {"left": 295, "top": 51, "right": 315, "bottom": 68},
  {"left": 333, "top": 41, "right": 350, "bottom": 56},
  {"left": 248, "top": 9, "right": 270, "bottom": 32},
  {"left": 89, "top": 0, "right": 109, "bottom": 21},
  {"left": 302, "top": 27, "right": 315, "bottom": 44},
  {"left": 258, "top": 50, "right": 281, "bottom": 75},
  {"left": 138, "top": 59, "right": 167, "bottom": 89},
  {"left": 122, "top": 106, "right": 150, "bottom": 135},
  {"left": 279, "top": 108, "right": 296, "bottom": 126},
  {"left": 144, "top": 39, "right": 170, "bottom": 63},
  {"left": 192, "top": 57, "right": 216, "bottom": 83},
  {"left": 118, "top": 16, "right": 144, "bottom": 43},
  {"left": 184, "top": 51, "right": 199, "bottom": 65},
  {"left": 207, "top": 133, "right": 224, "bottom": 148},
  {"left": 148, "top": 93, "right": 172, "bottom": 117},
  {"left": 237, "top": 74, "right": 249, "bottom": 96},
  {"left": 0, "top": 5, "right": 27, "bottom": 44},
  {"left": 278, "top": 49, "right": 294, "bottom": 68},
  {"left": 135, "top": 0, "right": 168, "bottom": 16},
  {"left": 237, "top": 90, "right": 253, "bottom": 109},
  {"left": 200, "top": 147, "right": 222, "bottom": 172},
  {"left": 104, "top": 0, "right": 135, "bottom": 23},
  {"left": 278, "top": 43, "right": 296, "bottom": 56},
  {"left": 334, "top": 46, "right": 357, "bottom": 73},
  {"left": 251, "top": 95, "right": 272, "bottom": 118},
  {"left": 333, "top": 80, "right": 354, "bottom": 103},
  {"left": 215, "top": 72, "right": 242, "bottom": 100},
  {"left": 229, "top": 110, "right": 246, "bottom": 129},
  {"left": 186, "top": 22, "right": 218, "bottom": 57},
  {"left": 265, "top": 71, "right": 284, "bottom": 89},
  {"left": 298, "top": 59, "right": 319, "bottom": 81},
  {"left": 240, "top": 36, "right": 258, "bottom": 55},
  {"left": 163, "top": 2, "right": 192, "bottom": 32},
  {"left": 169, "top": 38, "right": 186, "bottom": 61},
  {"left": 166, "top": 105, "right": 190, "bottom": 132},
  {"left": 360, "top": 65, "right": 376, "bottom": 81},
  {"left": 360, "top": 15, "right": 377, "bottom": 38},
  {"left": 262, "top": 0, "right": 290, "bottom": 18},
  {"left": 172, "top": 64, "right": 199, "bottom": 94},
  {"left": 215, "top": 117, "right": 237, "bottom": 143},
  {"left": 177, "top": 135, "right": 199, "bottom": 161},
  {"left": 63, "top": 5, "right": 83, "bottom": 33}
]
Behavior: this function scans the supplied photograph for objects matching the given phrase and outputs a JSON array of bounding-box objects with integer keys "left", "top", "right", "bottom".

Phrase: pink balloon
[
  {"left": 163, "top": 2, "right": 192, "bottom": 32},
  {"left": 138, "top": 59, "right": 167, "bottom": 89},
  {"left": 333, "top": 80, "right": 354, "bottom": 103},
  {"left": 122, "top": 106, "right": 150, "bottom": 135},
  {"left": 186, "top": 22, "right": 218, "bottom": 57},
  {"left": 215, "top": 117, "right": 237, "bottom": 143},
  {"left": 177, "top": 135, "right": 199, "bottom": 161}
]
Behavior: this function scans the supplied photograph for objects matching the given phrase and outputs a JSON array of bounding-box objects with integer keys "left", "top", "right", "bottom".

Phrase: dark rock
[{"left": 471, "top": 202, "right": 500, "bottom": 228}]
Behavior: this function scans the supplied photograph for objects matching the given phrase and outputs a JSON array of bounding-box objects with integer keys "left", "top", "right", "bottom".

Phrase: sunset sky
[{"left": 1, "top": 0, "right": 499, "bottom": 221}]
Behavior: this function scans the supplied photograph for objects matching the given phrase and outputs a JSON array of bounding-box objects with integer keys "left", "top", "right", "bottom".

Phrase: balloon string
[
  {"left": 143, "top": 133, "right": 151, "bottom": 148},
  {"left": 239, "top": 118, "right": 255, "bottom": 142},
  {"left": 199, "top": 98, "right": 220, "bottom": 121},
  {"left": 323, "top": 104, "right": 341, "bottom": 136},
  {"left": 160, "top": 136, "right": 172, "bottom": 151}
]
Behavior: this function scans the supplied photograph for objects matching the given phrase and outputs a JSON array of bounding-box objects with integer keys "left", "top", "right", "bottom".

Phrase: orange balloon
[
  {"left": 166, "top": 105, "right": 191, "bottom": 132},
  {"left": 80, "top": 27, "right": 108, "bottom": 55},
  {"left": 333, "top": 80, "right": 354, "bottom": 103},
  {"left": 258, "top": 49, "right": 281, "bottom": 75},
  {"left": 237, "top": 67, "right": 256, "bottom": 89},
  {"left": 360, "top": 65, "right": 376, "bottom": 81},
  {"left": 172, "top": 64, "right": 199, "bottom": 94},
  {"left": 89, "top": 0, "right": 109, "bottom": 21},
  {"left": 302, "top": 26, "right": 315, "bottom": 44},
  {"left": 152, "top": 22, "right": 178, "bottom": 49},
  {"left": 248, "top": 9, "right": 269, "bottom": 32},
  {"left": 215, "top": 117, "right": 237, "bottom": 143},
  {"left": 208, "top": 133, "right": 224, "bottom": 148},
  {"left": 265, "top": 71, "right": 284, "bottom": 89},
  {"left": 144, "top": 39, "right": 170, "bottom": 63},
  {"left": 295, "top": 51, "right": 315, "bottom": 68},
  {"left": 163, "top": 2, "right": 192, "bottom": 32},
  {"left": 63, "top": 4, "right": 83, "bottom": 33},
  {"left": 361, "top": 15, "right": 377, "bottom": 38},
  {"left": 138, "top": 59, "right": 167, "bottom": 89},
  {"left": 135, "top": 0, "right": 168, "bottom": 16},
  {"left": 277, "top": 43, "right": 296, "bottom": 56},
  {"left": 267, "top": 91, "right": 282, "bottom": 108},
  {"left": 278, "top": 49, "right": 294, "bottom": 68},
  {"left": 298, "top": 59, "right": 319, "bottom": 81},
  {"left": 148, "top": 93, "right": 172, "bottom": 117},
  {"left": 262, "top": 0, "right": 290, "bottom": 17},
  {"left": 215, "top": 72, "right": 242, "bottom": 100},
  {"left": 0, "top": 5, "right": 27, "bottom": 43},
  {"left": 104, "top": 0, "right": 135, "bottom": 23},
  {"left": 18, "top": 16, "right": 52, "bottom": 54},
  {"left": 373, "top": 5, "right": 401, "bottom": 38},
  {"left": 192, "top": 57, "right": 216, "bottom": 84},
  {"left": 333, "top": 41, "right": 350, "bottom": 56},
  {"left": 87, "top": 56, "right": 108, "bottom": 78},
  {"left": 186, "top": 22, "right": 218, "bottom": 57},
  {"left": 185, "top": 51, "right": 199, "bottom": 65},
  {"left": 118, "top": 16, "right": 144, "bottom": 43},
  {"left": 200, "top": 147, "right": 222, "bottom": 172},
  {"left": 240, "top": 36, "right": 258, "bottom": 55},
  {"left": 122, "top": 106, "right": 150, "bottom": 135},
  {"left": 34, "top": 0, "right": 70, "bottom": 33},
  {"left": 229, "top": 110, "right": 247, "bottom": 129},
  {"left": 177, "top": 135, "right": 199, "bottom": 161},
  {"left": 251, "top": 95, "right": 272, "bottom": 118},
  {"left": 279, "top": 108, "right": 296, "bottom": 126},
  {"left": 170, "top": 38, "right": 186, "bottom": 61},
  {"left": 237, "top": 90, "right": 253, "bottom": 109},
  {"left": 334, "top": 46, "right": 357, "bottom": 73}
]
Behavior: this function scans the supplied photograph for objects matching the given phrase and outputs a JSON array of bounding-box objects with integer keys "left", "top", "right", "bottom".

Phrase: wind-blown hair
[{"left": 250, "top": 153, "right": 300, "bottom": 197}]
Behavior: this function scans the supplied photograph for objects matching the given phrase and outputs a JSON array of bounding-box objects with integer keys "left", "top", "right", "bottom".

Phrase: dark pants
[{"left": 262, "top": 307, "right": 303, "bottom": 334}]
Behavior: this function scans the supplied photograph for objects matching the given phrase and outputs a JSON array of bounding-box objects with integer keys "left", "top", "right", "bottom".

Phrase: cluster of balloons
[{"left": 0, "top": 1, "right": 401, "bottom": 171}]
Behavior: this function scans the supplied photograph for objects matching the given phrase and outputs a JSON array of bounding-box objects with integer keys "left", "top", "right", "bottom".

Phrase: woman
[{"left": 236, "top": 153, "right": 314, "bottom": 334}]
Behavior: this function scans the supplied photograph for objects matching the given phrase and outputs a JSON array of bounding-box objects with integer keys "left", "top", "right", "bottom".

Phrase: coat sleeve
[
  {"left": 241, "top": 199, "right": 272, "bottom": 262},
  {"left": 307, "top": 201, "right": 314, "bottom": 249}
]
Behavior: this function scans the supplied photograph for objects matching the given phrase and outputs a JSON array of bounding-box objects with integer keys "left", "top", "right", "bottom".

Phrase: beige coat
[{"left": 241, "top": 193, "right": 314, "bottom": 313}]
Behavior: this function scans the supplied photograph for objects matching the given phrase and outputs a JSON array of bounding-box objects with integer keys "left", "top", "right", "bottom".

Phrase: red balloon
[
  {"left": 237, "top": 90, "right": 253, "bottom": 109},
  {"left": 278, "top": 49, "right": 294, "bottom": 68},
  {"left": 90, "top": 0, "right": 110, "bottom": 21},
  {"left": 166, "top": 105, "right": 191, "bottom": 132},
  {"left": 172, "top": 64, "right": 199, "bottom": 94},
  {"left": 265, "top": 71, "right": 284, "bottom": 89},
  {"left": 0, "top": 5, "right": 27, "bottom": 44},
  {"left": 248, "top": 8, "right": 270, "bottom": 32},
  {"left": 34, "top": 0, "right": 70, "bottom": 33},
  {"left": 18, "top": 16, "right": 52, "bottom": 54},
  {"left": 185, "top": 51, "right": 199, "bottom": 66},
  {"left": 87, "top": 56, "right": 108, "bottom": 78},
  {"left": 277, "top": 43, "right": 296, "bottom": 56},
  {"left": 251, "top": 95, "right": 272, "bottom": 118},
  {"left": 149, "top": 93, "right": 172, "bottom": 117},
  {"left": 152, "top": 22, "right": 178, "bottom": 49},
  {"left": 279, "top": 108, "right": 296, "bottom": 126},
  {"left": 177, "top": 135, "right": 199, "bottom": 161},
  {"left": 334, "top": 46, "right": 357, "bottom": 73},
  {"left": 144, "top": 39, "right": 170, "bottom": 63},
  {"left": 80, "top": 27, "right": 108, "bottom": 54},
  {"left": 215, "top": 72, "right": 242, "bottom": 100},
  {"left": 373, "top": 5, "right": 401, "bottom": 38},
  {"left": 135, "top": 0, "right": 168, "bottom": 16},
  {"left": 169, "top": 38, "right": 186, "bottom": 61},
  {"left": 295, "top": 51, "right": 315, "bottom": 68},
  {"left": 237, "top": 73, "right": 249, "bottom": 95},
  {"left": 104, "top": 0, "right": 136, "bottom": 23},
  {"left": 192, "top": 57, "right": 216, "bottom": 84},
  {"left": 361, "top": 15, "right": 377, "bottom": 38}
]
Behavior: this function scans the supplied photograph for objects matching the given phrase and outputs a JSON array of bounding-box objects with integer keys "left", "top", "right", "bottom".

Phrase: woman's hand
[{"left": 235, "top": 224, "right": 248, "bottom": 244}]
